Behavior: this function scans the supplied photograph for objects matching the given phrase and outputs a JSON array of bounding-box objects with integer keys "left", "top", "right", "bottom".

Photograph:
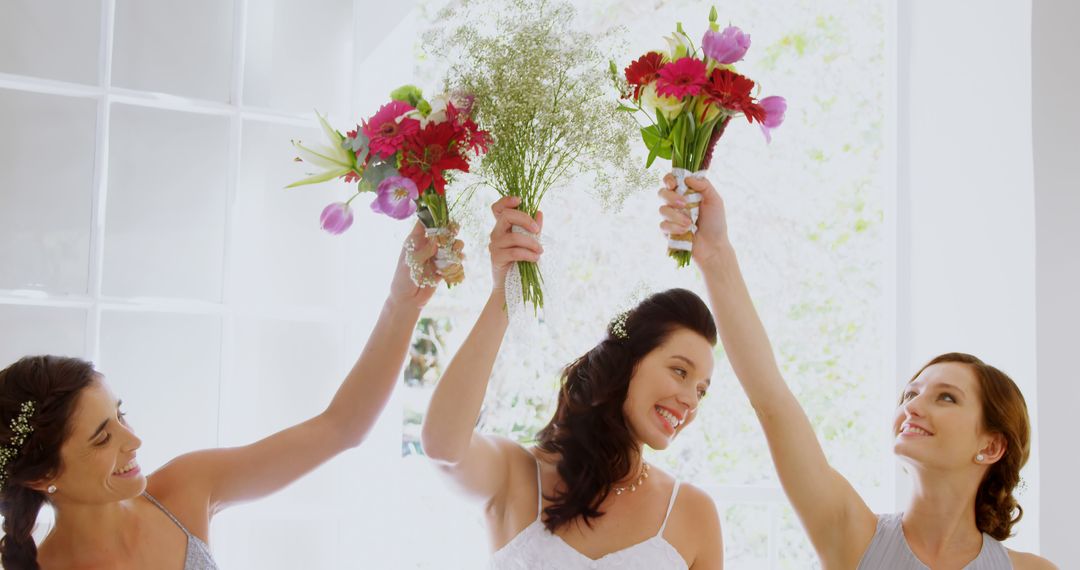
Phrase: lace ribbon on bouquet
[
  {"left": 666, "top": 168, "right": 709, "bottom": 254},
  {"left": 503, "top": 225, "right": 565, "bottom": 337}
]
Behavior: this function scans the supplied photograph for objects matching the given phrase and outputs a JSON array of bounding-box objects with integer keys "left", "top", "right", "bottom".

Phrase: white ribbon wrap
[{"left": 666, "top": 168, "right": 709, "bottom": 252}]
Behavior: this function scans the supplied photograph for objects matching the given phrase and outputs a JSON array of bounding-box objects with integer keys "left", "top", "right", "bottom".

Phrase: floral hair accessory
[
  {"left": 610, "top": 311, "right": 631, "bottom": 340},
  {"left": 0, "top": 400, "right": 37, "bottom": 489}
]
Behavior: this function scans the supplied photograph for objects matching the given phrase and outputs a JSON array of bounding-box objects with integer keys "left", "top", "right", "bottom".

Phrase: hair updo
[{"left": 907, "top": 352, "right": 1030, "bottom": 540}]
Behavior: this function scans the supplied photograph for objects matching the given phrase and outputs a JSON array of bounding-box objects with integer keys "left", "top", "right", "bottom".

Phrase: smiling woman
[
  {"left": 656, "top": 173, "right": 1057, "bottom": 568},
  {"left": 894, "top": 354, "right": 1032, "bottom": 544},
  {"left": 420, "top": 197, "right": 724, "bottom": 570},
  {"left": 535, "top": 295, "right": 717, "bottom": 533},
  {"left": 0, "top": 225, "right": 459, "bottom": 570}
]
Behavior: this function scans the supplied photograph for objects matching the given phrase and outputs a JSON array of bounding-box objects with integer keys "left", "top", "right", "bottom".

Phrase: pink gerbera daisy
[
  {"left": 655, "top": 57, "right": 708, "bottom": 99},
  {"left": 362, "top": 101, "right": 420, "bottom": 159}
]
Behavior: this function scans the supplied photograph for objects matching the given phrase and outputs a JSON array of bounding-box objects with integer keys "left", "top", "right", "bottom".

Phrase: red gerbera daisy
[
  {"left": 624, "top": 52, "right": 666, "bottom": 100},
  {"left": 703, "top": 68, "right": 766, "bottom": 123},
  {"left": 655, "top": 57, "right": 708, "bottom": 99},
  {"left": 362, "top": 101, "right": 420, "bottom": 159},
  {"left": 399, "top": 122, "right": 471, "bottom": 195}
]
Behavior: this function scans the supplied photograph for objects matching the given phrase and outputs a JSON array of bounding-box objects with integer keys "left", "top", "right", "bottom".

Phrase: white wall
[
  {"left": 896, "top": 0, "right": 1041, "bottom": 554},
  {"left": 1032, "top": 0, "right": 1080, "bottom": 564}
]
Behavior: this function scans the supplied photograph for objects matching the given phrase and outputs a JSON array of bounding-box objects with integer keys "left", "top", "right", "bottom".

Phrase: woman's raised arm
[{"left": 660, "top": 175, "right": 876, "bottom": 567}]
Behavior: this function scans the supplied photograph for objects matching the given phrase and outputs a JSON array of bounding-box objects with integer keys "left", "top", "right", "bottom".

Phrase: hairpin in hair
[
  {"left": 610, "top": 311, "right": 630, "bottom": 340},
  {"left": 0, "top": 400, "right": 37, "bottom": 489}
]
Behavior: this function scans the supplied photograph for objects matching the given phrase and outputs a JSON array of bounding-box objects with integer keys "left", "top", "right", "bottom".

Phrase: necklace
[{"left": 613, "top": 463, "right": 650, "bottom": 495}]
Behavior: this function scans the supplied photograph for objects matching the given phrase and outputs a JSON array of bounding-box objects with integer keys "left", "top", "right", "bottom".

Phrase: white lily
[{"left": 286, "top": 112, "right": 358, "bottom": 188}]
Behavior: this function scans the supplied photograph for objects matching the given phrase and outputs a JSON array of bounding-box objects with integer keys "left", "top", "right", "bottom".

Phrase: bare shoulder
[
  {"left": 146, "top": 451, "right": 206, "bottom": 496},
  {"left": 505, "top": 438, "right": 541, "bottom": 477},
  {"left": 674, "top": 481, "right": 721, "bottom": 523},
  {"left": 488, "top": 437, "right": 540, "bottom": 500},
  {"left": 145, "top": 449, "right": 225, "bottom": 509},
  {"left": 1008, "top": 549, "right": 1059, "bottom": 570},
  {"left": 669, "top": 481, "right": 723, "bottom": 569}
]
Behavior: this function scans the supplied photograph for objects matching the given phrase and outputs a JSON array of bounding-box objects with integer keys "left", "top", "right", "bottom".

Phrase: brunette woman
[
  {"left": 422, "top": 197, "right": 724, "bottom": 569},
  {"left": 0, "top": 224, "right": 459, "bottom": 570}
]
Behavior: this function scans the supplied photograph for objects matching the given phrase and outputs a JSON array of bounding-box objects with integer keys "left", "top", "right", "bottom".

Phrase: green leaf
[
  {"left": 641, "top": 125, "right": 663, "bottom": 147},
  {"left": 616, "top": 104, "right": 638, "bottom": 113},
  {"left": 646, "top": 145, "right": 659, "bottom": 168},
  {"left": 641, "top": 125, "right": 673, "bottom": 166},
  {"left": 671, "top": 114, "right": 686, "bottom": 164}
]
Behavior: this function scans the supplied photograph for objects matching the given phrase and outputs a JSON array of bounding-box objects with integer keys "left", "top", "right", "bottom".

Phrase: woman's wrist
[
  {"left": 696, "top": 239, "right": 738, "bottom": 275},
  {"left": 382, "top": 295, "right": 424, "bottom": 321}
]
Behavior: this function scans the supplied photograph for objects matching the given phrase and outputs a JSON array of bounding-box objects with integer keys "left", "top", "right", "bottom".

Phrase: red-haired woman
[{"left": 657, "top": 174, "right": 1057, "bottom": 569}]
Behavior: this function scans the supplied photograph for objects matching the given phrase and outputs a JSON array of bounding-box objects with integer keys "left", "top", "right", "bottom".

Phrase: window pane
[
  {"left": 103, "top": 104, "right": 229, "bottom": 301},
  {"left": 0, "top": 0, "right": 102, "bottom": 84},
  {"left": 0, "top": 90, "right": 96, "bottom": 294},
  {"left": 111, "top": 0, "right": 234, "bottom": 101}
]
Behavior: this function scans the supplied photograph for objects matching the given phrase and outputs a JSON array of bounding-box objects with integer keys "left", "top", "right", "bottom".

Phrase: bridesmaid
[
  {"left": 657, "top": 174, "right": 1057, "bottom": 569},
  {"left": 0, "top": 223, "right": 458, "bottom": 570}
]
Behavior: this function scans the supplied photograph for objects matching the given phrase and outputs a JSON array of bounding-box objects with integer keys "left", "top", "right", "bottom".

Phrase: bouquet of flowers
[
  {"left": 287, "top": 86, "right": 489, "bottom": 287},
  {"left": 613, "top": 7, "right": 787, "bottom": 267},
  {"left": 427, "top": 0, "right": 649, "bottom": 312}
]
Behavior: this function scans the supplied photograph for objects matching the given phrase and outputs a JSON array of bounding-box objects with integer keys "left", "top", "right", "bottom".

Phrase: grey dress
[
  {"left": 143, "top": 492, "right": 220, "bottom": 570},
  {"left": 857, "top": 513, "right": 1012, "bottom": 569}
]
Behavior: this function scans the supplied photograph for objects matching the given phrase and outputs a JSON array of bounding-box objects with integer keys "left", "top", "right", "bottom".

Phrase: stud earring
[
  {"left": 46, "top": 485, "right": 57, "bottom": 494},
  {"left": 975, "top": 454, "right": 985, "bottom": 463}
]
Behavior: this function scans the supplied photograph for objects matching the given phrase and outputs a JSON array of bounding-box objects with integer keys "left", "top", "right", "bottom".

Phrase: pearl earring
[
  {"left": 46, "top": 485, "right": 57, "bottom": 494},
  {"left": 975, "top": 454, "right": 985, "bottom": 463}
]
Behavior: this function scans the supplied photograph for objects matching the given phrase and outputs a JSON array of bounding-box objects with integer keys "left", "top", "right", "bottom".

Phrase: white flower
[{"left": 286, "top": 112, "right": 357, "bottom": 188}]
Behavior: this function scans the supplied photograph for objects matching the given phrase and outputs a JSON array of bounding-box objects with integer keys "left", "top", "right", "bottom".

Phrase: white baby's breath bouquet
[{"left": 424, "top": 0, "right": 650, "bottom": 314}]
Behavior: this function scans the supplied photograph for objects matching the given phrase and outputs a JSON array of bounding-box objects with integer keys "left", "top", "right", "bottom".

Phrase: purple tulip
[
  {"left": 702, "top": 26, "right": 751, "bottom": 64},
  {"left": 758, "top": 96, "right": 787, "bottom": 143},
  {"left": 371, "top": 176, "right": 419, "bottom": 220},
  {"left": 320, "top": 202, "right": 354, "bottom": 234}
]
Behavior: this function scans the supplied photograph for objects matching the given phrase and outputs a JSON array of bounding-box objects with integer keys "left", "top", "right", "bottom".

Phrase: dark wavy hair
[
  {"left": 905, "top": 352, "right": 1030, "bottom": 540},
  {"left": 0, "top": 356, "right": 98, "bottom": 570},
  {"left": 535, "top": 288, "right": 716, "bottom": 532}
]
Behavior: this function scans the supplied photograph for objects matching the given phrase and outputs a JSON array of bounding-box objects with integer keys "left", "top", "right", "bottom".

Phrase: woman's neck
[
  {"left": 620, "top": 447, "right": 646, "bottom": 484},
  {"left": 902, "top": 465, "right": 984, "bottom": 557},
  {"left": 40, "top": 497, "right": 141, "bottom": 562}
]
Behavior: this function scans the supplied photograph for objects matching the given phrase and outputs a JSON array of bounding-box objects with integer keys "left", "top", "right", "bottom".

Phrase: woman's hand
[
  {"left": 387, "top": 222, "right": 464, "bottom": 310},
  {"left": 658, "top": 174, "right": 730, "bottom": 267},
  {"left": 488, "top": 196, "right": 543, "bottom": 295}
]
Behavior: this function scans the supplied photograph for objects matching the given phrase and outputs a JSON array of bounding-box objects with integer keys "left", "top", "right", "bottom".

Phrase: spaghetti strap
[
  {"left": 143, "top": 492, "right": 195, "bottom": 540},
  {"left": 142, "top": 492, "right": 219, "bottom": 569},
  {"left": 656, "top": 480, "right": 681, "bottom": 536},
  {"left": 532, "top": 455, "right": 543, "bottom": 522}
]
